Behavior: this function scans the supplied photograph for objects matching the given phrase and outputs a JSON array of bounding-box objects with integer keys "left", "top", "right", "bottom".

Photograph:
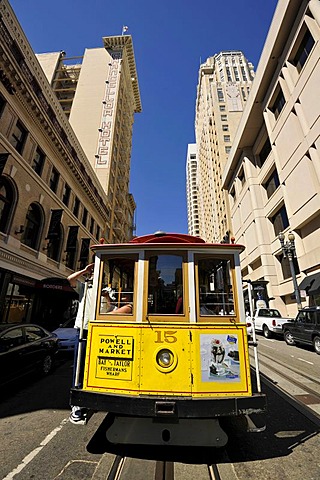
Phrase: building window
[
  {"left": 238, "top": 168, "right": 245, "bottom": 186},
  {"left": 0, "top": 177, "right": 14, "bottom": 233},
  {"left": 217, "top": 88, "right": 224, "bottom": 102},
  {"left": 219, "top": 105, "right": 226, "bottom": 111},
  {"left": 278, "top": 253, "right": 300, "bottom": 280},
  {"left": 233, "top": 67, "right": 239, "bottom": 81},
  {"left": 263, "top": 168, "right": 280, "bottom": 198},
  {"left": 292, "top": 28, "right": 315, "bottom": 73},
  {"left": 49, "top": 167, "right": 60, "bottom": 193},
  {"left": 10, "top": 121, "right": 27, "bottom": 154},
  {"left": 223, "top": 135, "right": 230, "bottom": 142},
  {"left": 47, "top": 224, "right": 63, "bottom": 262},
  {"left": 21, "top": 203, "right": 42, "bottom": 250},
  {"left": 225, "top": 146, "right": 231, "bottom": 154},
  {"left": 241, "top": 66, "right": 247, "bottom": 81},
  {"left": 62, "top": 183, "right": 71, "bottom": 207},
  {"left": 32, "top": 148, "right": 45, "bottom": 176},
  {"left": 226, "top": 67, "right": 232, "bottom": 82},
  {"left": 82, "top": 207, "right": 88, "bottom": 227},
  {"left": 89, "top": 217, "right": 95, "bottom": 234},
  {"left": 258, "top": 138, "right": 272, "bottom": 166},
  {"left": 222, "top": 124, "right": 229, "bottom": 131},
  {"left": 96, "top": 225, "right": 101, "bottom": 241},
  {"left": 79, "top": 238, "right": 90, "bottom": 270},
  {"left": 270, "top": 205, "right": 289, "bottom": 236},
  {"left": 0, "top": 94, "right": 6, "bottom": 117},
  {"left": 270, "top": 88, "right": 285, "bottom": 120},
  {"left": 221, "top": 114, "right": 227, "bottom": 121},
  {"left": 73, "top": 197, "right": 80, "bottom": 217},
  {"left": 65, "top": 226, "right": 78, "bottom": 270},
  {"left": 230, "top": 186, "right": 236, "bottom": 201}
]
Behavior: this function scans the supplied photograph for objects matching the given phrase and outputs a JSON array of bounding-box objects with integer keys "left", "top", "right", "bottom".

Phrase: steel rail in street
[
  {"left": 250, "top": 351, "right": 320, "bottom": 427},
  {"left": 106, "top": 456, "right": 223, "bottom": 480}
]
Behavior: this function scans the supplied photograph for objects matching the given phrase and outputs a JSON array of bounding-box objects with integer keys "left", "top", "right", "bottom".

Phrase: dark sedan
[
  {"left": 0, "top": 323, "right": 59, "bottom": 386},
  {"left": 283, "top": 306, "right": 320, "bottom": 355}
]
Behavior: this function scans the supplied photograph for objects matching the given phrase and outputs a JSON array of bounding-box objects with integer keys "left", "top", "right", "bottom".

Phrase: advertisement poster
[{"left": 200, "top": 333, "right": 241, "bottom": 383}]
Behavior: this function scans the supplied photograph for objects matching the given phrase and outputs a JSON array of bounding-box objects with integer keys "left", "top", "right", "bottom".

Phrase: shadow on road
[
  {"left": 86, "top": 381, "right": 320, "bottom": 465},
  {"left": 0, "top": 354, "right": 73, "bottom": 418}
]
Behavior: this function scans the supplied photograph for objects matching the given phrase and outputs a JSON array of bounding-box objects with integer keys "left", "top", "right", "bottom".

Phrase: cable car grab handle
[
  {"left": 248, "top": 281, "right": 261, "bottom": 393},
  {"left": 74, "top": 277, "right": 89, "bottom": 388}
]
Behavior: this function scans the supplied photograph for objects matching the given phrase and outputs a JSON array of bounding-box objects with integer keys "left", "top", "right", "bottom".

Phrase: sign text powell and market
[{"left": 95, "top": 335, "right": 134, "bottom": 380}]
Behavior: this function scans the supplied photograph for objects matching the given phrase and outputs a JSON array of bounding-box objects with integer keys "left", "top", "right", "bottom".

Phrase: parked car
[
  {"left": 283, "top": 307, "right": 320, "bottom": 355},
  {"left": 253, "top": 308, "right": 293, "bottom": 338},
  {"left": 0, "top": 323, "right": 59, "bottom": 386},
  {"left": 53, "top": 317, "right": 77, "bottom": 352}
]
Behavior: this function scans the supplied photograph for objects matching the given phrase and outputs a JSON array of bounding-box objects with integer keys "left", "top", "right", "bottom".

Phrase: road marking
[
  {"left": 298, "top": 357, "right": 314, "bottom": 365},
  {"left": 2, "top": 417, "right": 69, "bottom": 479}
]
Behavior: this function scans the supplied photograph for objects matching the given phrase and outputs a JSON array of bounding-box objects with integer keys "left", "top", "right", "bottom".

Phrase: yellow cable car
[{"left": 71, "top": 232, "right": 266, "bottom": 446}]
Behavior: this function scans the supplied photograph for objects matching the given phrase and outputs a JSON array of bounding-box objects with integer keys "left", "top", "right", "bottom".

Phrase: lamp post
[{"left": 278, "top": 231, "right": 302, "bottom": 310}]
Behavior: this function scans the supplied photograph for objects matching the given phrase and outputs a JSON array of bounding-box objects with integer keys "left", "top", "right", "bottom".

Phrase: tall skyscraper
[
  {"left": 36, "top": 35, "right": 142, "bottom": 243},
  {"left": 186, "top": 144, "right": 200, "bottom": 237},
  {"left": 195, "top": 51, "right": 254, "bottom": 243}
]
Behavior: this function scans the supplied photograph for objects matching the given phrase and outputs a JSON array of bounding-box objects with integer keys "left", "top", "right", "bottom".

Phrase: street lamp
[{"left": 278, "top": 230, "right": 302, "bottom": 310}]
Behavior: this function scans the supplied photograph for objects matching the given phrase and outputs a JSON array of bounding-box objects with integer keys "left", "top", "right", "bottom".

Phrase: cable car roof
[{"left": 91, "top": 232, "right": 245, "bottom": 251}]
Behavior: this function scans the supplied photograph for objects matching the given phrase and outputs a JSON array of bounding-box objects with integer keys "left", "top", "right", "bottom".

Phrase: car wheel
[
  {"left": 263, "top": 325, "right": 272, "bottom": 339},
  {"left": 313, "top": 336, "right": 320, "bottom": 355},
  {"left": 41, "top": 354, "right": 53, "bottom": 375},
  {"left": 284, "top": 330, "right": 295, "bottom": 346}
]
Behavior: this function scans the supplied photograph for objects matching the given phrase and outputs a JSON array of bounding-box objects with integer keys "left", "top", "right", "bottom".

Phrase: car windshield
[{"left": 259, "top": 309, "right": 281, "bottom": 317}]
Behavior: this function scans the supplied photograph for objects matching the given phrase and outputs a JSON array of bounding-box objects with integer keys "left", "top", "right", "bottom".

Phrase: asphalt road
[{"left": 0, "top": 344, "right": 319, "bottom": 480}]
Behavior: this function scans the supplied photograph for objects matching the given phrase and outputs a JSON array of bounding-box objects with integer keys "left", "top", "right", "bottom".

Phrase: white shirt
[{"left": 74, "top": 281, "right": 93, "bottom": 330}]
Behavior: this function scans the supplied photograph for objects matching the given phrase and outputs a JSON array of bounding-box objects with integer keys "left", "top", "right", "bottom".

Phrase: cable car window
[
  {"left": 147, "top": 254, "right": 183, "bottom": 315},
  {"left": 99, "top": 255, "right": 137, "bottom": 315},
  {"left": 198, "top": 258, "right": 234, "bottom": 316}
]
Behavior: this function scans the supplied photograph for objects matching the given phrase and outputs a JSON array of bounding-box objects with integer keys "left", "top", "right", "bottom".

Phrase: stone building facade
[
  {"left": 0, "top": 0, "right": 141, "bottom": 327},
  {"left": 222, "top": 0, "right": 320, "bottom": 316}
]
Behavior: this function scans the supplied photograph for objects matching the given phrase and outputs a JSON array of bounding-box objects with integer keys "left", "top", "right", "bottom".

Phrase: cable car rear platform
[{"left": 70, "top": 389, "right": 267, "bottom": 418}]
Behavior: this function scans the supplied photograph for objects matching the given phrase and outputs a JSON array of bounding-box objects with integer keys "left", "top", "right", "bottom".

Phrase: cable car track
[
  {"left": 250, "top": 350, "right": 320, "bottom": 395},
  {"left": 249, "top": 350, "right": 320, "bottom": 424},
  {"left": 106, "top": 455, "right": 223, "bottom": 480}
]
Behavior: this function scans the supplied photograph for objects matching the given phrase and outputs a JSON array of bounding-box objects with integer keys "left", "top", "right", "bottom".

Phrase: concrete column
[{"left": 309, "top": 0, "right": 320, "bottom": 26}]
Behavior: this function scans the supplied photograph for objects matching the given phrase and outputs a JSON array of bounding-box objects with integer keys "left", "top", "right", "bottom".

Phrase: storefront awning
[
  {"left": 299, "top": 273, "right": 320, "bottom": 295},
  {"left": 35, "top": 277, "right": 76, "bottom": 294}
]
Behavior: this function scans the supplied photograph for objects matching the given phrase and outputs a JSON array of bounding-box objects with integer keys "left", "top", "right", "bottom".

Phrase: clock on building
[{"left": 226, "top": 84, "right": 242, "bottom": 112}]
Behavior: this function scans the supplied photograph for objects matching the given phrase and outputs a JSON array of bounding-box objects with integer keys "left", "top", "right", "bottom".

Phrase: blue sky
[{"left": 10, "top": 0, "right": 278, "bottom": 237}]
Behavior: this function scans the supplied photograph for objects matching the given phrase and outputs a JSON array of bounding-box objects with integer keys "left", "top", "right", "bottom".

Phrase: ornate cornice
[{"left": 0, "top": 243, "right": 67, "bottom": 279}]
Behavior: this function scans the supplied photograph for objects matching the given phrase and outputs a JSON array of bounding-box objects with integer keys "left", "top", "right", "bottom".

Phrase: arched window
[
  {"left": 22, "top": 203, "right": 43, "bottom": 250},
  {"left": 0, "top": 177, "right": 15, "bottom": 233}
]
